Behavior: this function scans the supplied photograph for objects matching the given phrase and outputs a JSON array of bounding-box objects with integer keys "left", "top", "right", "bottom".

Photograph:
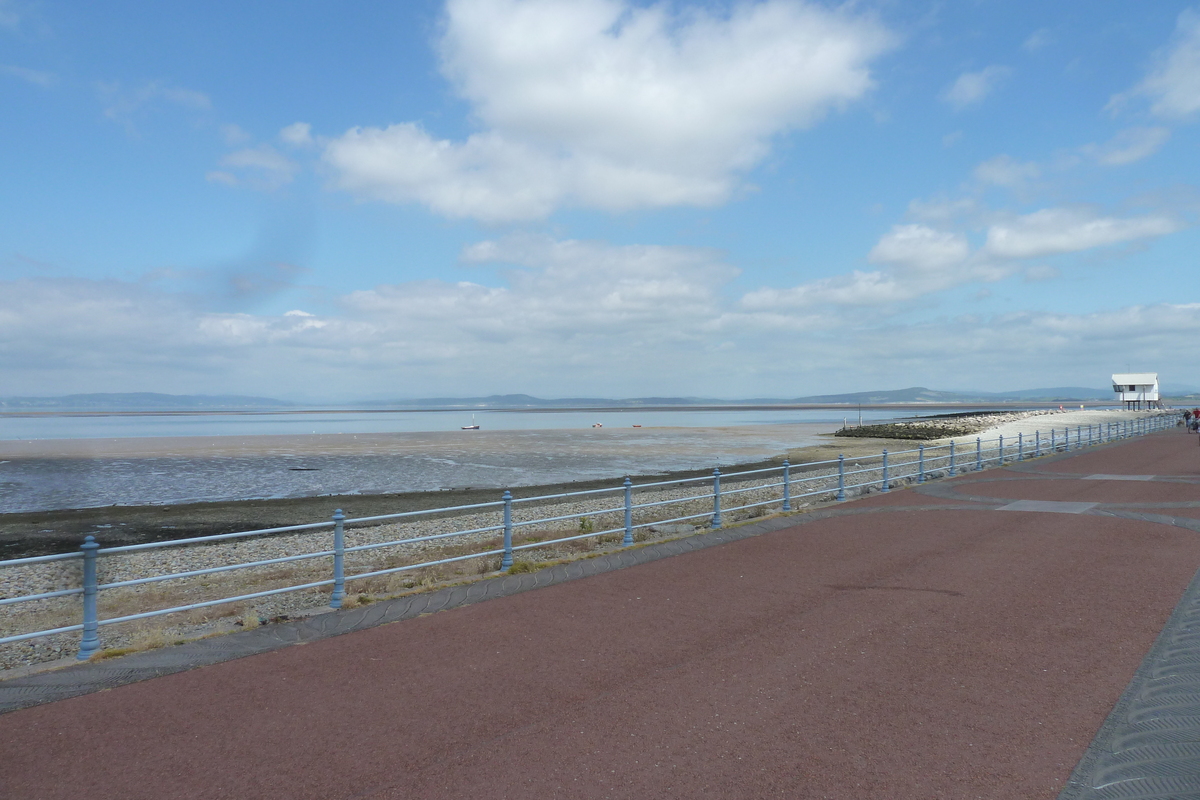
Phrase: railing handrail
[{"left": 0, "top": 411, "right": 1175, "bottom": 659}]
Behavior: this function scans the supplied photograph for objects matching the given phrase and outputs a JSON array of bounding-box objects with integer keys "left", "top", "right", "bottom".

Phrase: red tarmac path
[{"left": 3, "top": 431, "right": 1200, "bottom": 799}]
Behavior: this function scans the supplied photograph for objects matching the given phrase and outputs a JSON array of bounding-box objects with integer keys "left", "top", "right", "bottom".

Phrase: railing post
[
  {"left": 501, "top": 490, "right": 514, "bottom": 570},
  {"left": 330, "top": 509, "right": 345, "bottom": 609},
  {"left": 711, "top": 469, "right": 722, "bottom": 529},
  {"left": 881, "top": 450, "right": 890, "bottom": 493},
  {"left": 1089, "top": 424, "right": 1093, "bottom": 446},
  {"left": 1051, "top": 428, "right": 1056, "bottom": 452},
  {"left": 781, "top": 460, "right": 792, "bottom": 512},
  {"left": 77, "top": 536, "right": 100, "bottom": 661},
  {"left": 837, "top": 454, "right": 846, "bottom": 501},
  {"left": 918, "top": 444, "right": 925, "bottom": 483},
  {"left": 623, "top": 478, "right": 634, "bottom": 546},
  {"left": 998, "top": 434, "right": 1004, "bottom": 465},
  {"left": 1018, "top": 432, "right": 1024, "bottom": 461},
  {"left": 949, "top": 440, "right": 956, "bottom": 476},
  {"left": 1035, "top": 430, "right": 1041, "bottom": 457},
  {"left": 1076, "top": 425, "right": 1081, "bottom": 449},
  {"left": 976, "top": 437, "right": 982, "bottom": 471}
]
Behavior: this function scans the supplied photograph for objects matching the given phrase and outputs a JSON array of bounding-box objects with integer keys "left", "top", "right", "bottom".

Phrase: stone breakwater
[{"left": 836, "top": 409, "right": 1077, "bottom": 440}]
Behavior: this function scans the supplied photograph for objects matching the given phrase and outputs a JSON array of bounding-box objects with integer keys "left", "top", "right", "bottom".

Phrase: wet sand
[{"left": 0, "top": 432, "right": 913, "bottom": 558}]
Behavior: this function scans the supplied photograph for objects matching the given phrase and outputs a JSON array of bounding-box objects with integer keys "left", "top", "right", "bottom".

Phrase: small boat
[
  {"left": 461, "top": 414, "right": 480, "bottom": 430},
  {"left": 592, "top": 422, "right": 603, "bottom": 428}
]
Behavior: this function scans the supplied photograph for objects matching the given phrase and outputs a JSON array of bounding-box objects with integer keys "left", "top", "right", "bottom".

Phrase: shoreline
[
  {"left": 0, "top": 409, "right": 1176, "bottom": 670},
  {"left": 0, "top": 400, "right": 1138, "bottom": 420},
  {"left": 0, "top": 433, "right": 913, "bottom": 558},
  {"left": 1, "top": 407, "right": 1176, "bottom": 559}
]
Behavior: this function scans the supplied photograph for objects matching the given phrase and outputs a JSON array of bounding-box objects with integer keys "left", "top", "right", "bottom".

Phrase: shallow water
[
  {"left": 0, "top": 423, "right": 843, "bottom": 513},
  {"left": 0, "top": 407, "right": 912, "bottom": 441}
]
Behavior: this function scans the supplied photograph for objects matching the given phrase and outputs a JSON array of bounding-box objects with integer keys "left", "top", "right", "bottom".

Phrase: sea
[{"left": 0, "top": 407, "right": 1013, "bottom": 513}]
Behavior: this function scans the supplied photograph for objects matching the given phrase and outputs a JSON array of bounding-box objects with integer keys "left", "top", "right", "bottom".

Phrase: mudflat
[{"left": 0, "top": 433, "right": 913, "bottom": 558}]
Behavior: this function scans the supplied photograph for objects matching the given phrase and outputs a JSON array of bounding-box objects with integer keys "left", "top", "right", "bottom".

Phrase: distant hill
[
  {"left": 2, "top": 385, "right": 1135, "bottom": 413},
  {"left": 788, "top": 387, "right": 973, "bottom": 404},
  {"left": 0, "top": 393, "right": 295, "bottom": 411},
  {"left": 780, "top": 386, "right": 1115, "bottom": 404},
  {"left": 365, "top": 394, "right": 709, "bottom": 408},
  {"left": 370, "top": 386, "right": 1118, "bottom": 408}
]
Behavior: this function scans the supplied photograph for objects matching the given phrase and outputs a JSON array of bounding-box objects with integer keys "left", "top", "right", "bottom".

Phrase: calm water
[
  {"left": 0, "top": 407, "right": 917, "bottom": 441},
  {"left": 0, "top": 406, "right": 1016, "bottom": 513}
]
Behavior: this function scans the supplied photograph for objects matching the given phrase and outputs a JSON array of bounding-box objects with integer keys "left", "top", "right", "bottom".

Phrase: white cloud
[
  {"left": 1023, "top": 29, "right": 1053, "bottom": 52},
  {"left": 983, "top": 207, "right": 1179, "bottom": 259},
  {"left": 973, "top": 154, "right": 1040, "bottom": 188},
  {"left": 867, "top": 224, "right": 970, "bottom": 273},
  {"left": 220, "top": 123, "right": 251, "bottom": 146},
  {"left": 4, "top": 271, "right": 1198, "bottom": 399},
  {"left": 98, "top": 80, "right": 212, "bottom": 131},
  {"left": 1, "top": 64, "right": 55, "bottom": 87},
  {"left": 217, "top": 145, "right": 299, "bottom": 189},
  {"left": 322, "top": 0, "right": 894, "bottom": 222},
  {"left": 1082, "top": 126, "right": 1171, "bottom": 165},
  {"left": 280, "top": 122, "right": 313, "bottom": 146},
  {"left": 1109, "top": 8, "right": 1200, "bottom": 118},
  {"left": 907, "top": 197, "right": 980, "bottom": 224},
  {"left": 350, "top": 234, "right": 737, "bottom": 336},
  {"left": 942, "top": 65, "right": 1011, "bottom": 109},
  {"left": 743, "top": 224, "right": 996, "bottom": 311},
  {"left": 204, "top": 170, "right": 239, "bottom": 187},
  {"left": 739, "top": 270, "right": 902, "bottom": 310}
]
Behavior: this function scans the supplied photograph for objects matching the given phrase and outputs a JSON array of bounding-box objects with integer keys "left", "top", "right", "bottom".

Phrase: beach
[
  {"left": 0, "top": 407, "right": 1177, "bottom": 557},
  {"left": 0, "top": 407, "right": 1178, "bottom": 670},
  {"left": 0, "top": 426, "right": 916, "bottom": 558}
]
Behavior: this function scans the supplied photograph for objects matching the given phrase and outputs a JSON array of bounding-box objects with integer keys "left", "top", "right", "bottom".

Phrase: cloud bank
[
  {"left": 3, "top": 218, "right": 1192, "bottom": 399},
  {"left": 321, "top": 0, "right": 894, "bottom": 221}
]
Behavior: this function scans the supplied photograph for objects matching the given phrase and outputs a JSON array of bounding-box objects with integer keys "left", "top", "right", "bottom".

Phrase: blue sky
[{"left": 2, "top": 0, "right": 1198, "bottom": 401}]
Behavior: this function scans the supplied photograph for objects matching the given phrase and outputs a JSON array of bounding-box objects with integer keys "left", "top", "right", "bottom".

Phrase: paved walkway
[{"left": 3, "top": 431, "right": 1200, "bottom": 799}]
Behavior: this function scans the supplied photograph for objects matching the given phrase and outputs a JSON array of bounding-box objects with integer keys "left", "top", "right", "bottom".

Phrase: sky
[{"left": 1, "top": 0, "right": 1198, "bottom": 402}]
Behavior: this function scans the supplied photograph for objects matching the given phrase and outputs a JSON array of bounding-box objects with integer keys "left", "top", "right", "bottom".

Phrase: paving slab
[
  {"left": 969, "top": 478, "right": 1198, "bottom": 505},
  {"left": 2, "top": 431, "right": 1200, "bottom": 799}
]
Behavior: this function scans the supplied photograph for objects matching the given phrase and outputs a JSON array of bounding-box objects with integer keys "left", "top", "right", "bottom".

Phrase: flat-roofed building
[{"left": 1112, "top": 372, "right": 1160, "bottom": 410}]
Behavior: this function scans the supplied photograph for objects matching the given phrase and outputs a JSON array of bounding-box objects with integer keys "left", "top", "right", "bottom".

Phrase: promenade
[{"left": 2, "top": 429, "right": 1199, "bottom": 799}]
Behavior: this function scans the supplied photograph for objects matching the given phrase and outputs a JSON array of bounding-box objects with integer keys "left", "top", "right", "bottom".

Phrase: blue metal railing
[{"left": 0, "top": 413, "right": 1175, "bottom": 659}]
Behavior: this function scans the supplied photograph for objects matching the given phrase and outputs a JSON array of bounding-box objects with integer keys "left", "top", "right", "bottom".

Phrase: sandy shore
[
  {"left": 1, "top": 409, "right": 1177, "bottom": 670},
  {"left": 950, "top": 407, "right": 1176, "bottom": 444},
  {"left": 0, "top": 431, "right": 915, "bottom": 558}
]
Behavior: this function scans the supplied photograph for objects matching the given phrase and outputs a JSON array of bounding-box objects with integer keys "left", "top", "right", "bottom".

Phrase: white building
[{"left": 1112, "top": 372, "right": 1160, "bottom": 409}]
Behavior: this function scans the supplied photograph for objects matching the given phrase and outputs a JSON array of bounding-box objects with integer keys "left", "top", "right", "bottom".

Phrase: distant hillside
[
  {"left": 0, "top": 393, "right": 295, "bottom": 411},
  {"left": 371, "top": 386, "right": 1119, "bottom": 408},
  {"left": 788, "top": 387, "right": 971, "bottom": 404},
  {"left": 786, "top": 386, "right": 1115, "bottom": 403},
  {"left": 367, "top": 394, "right": 707, "bottom": 408},
  {"left": 2, "top": 385, "right": 1133, "bottom": 412}
]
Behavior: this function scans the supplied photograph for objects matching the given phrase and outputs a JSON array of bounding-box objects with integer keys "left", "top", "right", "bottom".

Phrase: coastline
[
  {"left": 0, "top": 407, "right": 1175, "bottom": 559},
  {"left": 0, "top": 432, "right": 913, "bottom": 558},
  {"left": 0, "top": 408, "right": 1175, "bottom": 670}
]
